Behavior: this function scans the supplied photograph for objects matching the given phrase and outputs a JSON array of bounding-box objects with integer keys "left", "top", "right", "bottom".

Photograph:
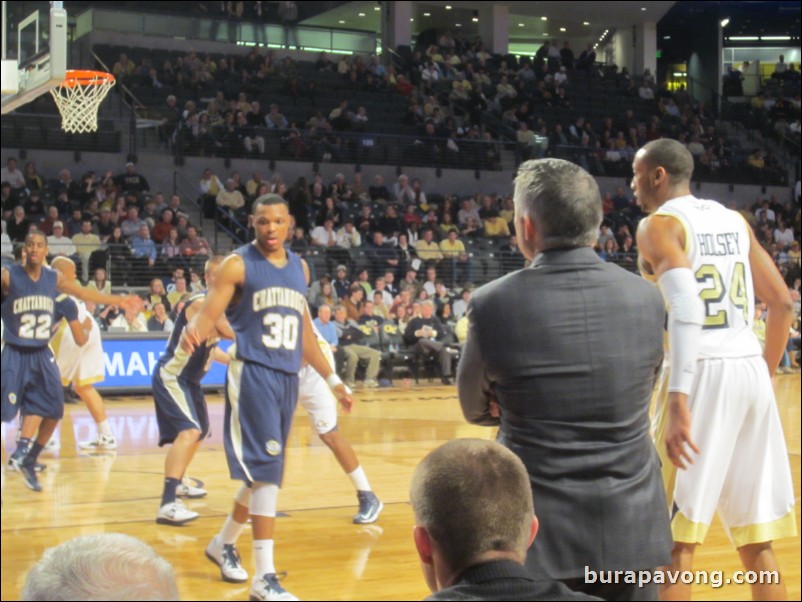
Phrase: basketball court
[{"left": 0, "top": 380, "right": 799, "bottom": 601}]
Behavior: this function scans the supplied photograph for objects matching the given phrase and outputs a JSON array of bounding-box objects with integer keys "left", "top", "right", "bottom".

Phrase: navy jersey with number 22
[
  {"left": 2, "top": 264, "right": 72, "bottom": 348},
  {"left": 225, "top": 244, "right": 307, "bottom": 374}
]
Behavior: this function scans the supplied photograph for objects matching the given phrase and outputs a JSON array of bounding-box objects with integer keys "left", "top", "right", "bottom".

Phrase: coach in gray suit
[{"left": 458, "top": 159, "right": 671, "bottom": 601}]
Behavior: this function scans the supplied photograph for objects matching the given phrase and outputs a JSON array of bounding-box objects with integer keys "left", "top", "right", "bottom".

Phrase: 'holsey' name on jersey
[
  {"left": 252, "top": 286, "right": 306, "bottom": 314},
  {"left": 696, "top": 232, "right": 742, "bottom": 257}
]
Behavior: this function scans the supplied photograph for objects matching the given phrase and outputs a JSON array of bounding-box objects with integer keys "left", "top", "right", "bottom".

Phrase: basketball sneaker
[
  {"left": 78, "top": 433, "right": 118, "bottom": 450},
  {"left": 156, "top": 500, "right": 199, "bottom": 526},
  {"left": 249, "top": 574, "right": 298, "bottom": 601},
  {"left": 43, "top": 437, "right": 60, "bottom": 452},
  {"left": 205, "top": 536, "right": 248, "bottom": 583},
  {"left": 353, "top": 491, "right": 383, "bottom": 524},
  {"left": 19, "top": 458, "right": 42, "bottom": 492},
  {"left": 177, "top": 477, "right": 207, "bottom": 499}
]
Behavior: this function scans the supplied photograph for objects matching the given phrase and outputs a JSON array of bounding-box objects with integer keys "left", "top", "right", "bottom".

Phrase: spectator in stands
[
  {"left": 166, "top": 276, "right": 188, "bottom": 309},
  {"left": 87, "top": 268, "right": 112, "bottom": 299},
  {"left": 775, "top": 219, "right": 795, "bottom": 251},
  {"left": 216, "top": 178, "right": 246, "bottom": 220},
  {"left": 483, "top": 210, "right": 511, "bottom": 238},
  {"left": 440, "top": 229, "right": 471, "bottom": 285},
  {"left": 453, "top": 287, "right": 472, "bottom": 320},
  {"left": 47, "top": 222, "right": 77, "bottom": 260},
  {"left": 72, "top": 219, "right": 101, "bottom": 281},
  {"left": 333, "top": 304, "right": 381, "bottom": 389},
  {"left": 310, "top": 279, "right": 339, "bottom": 312},
  {"left": 329, "top": 173, "right": 352, "bottom": 204},
  {"left": 457, "top": 198, "right": 481, "bottom": 228},
  {"left": 179, "top": 225, "right": 212, "bottom": 266},
  {"left": 144, "top": 278, "right": 171, "bottom": 311},
  {"left": 755, "top": 199, "right": 776, "bottom": 226},
  {"left": 65, "top": 208, "right": 84, "bottom": 237},
  {"left": 415, "top": 228, "right": 444, "bottom": 265},
  {"left": 265, "top": 103, "right": 289, "bottom": 129},
  {"left": 22, "top": 191, "right": 45, "bottom": 222},
  {"left": 131, "top": 224, "right": 158, "bottom": 282},
  {"left": 343, "top": 284, "right": 365, "bottom": 321},
  {"left": 638, "top": 82, "right": 655, "bottom": 101},
  {"left": 235, "top": 110, "right": 265, "bottom": 155},
  {"left": 311, "top": 217, "right": 338, "bottom": 248},
  {"left": 499, "top": 236, "right": 526, "bottom": 272},
  {"left": 151, "top": 209, "right": 175, "bottom": 245},
  {"left": 404, "top": 300, "right": 454, "bottom": 385},
  {"left": 374, "top": 276, "right": 394, "bottom": 308},
  {"left": 121, "top": 206, "right": 147, "bottom": 241},
  {"left": 147, "top": 302, "right": 174, "bottom": 333},
  {"left": 1, "top": 157, "right": 26, "bottom": 192},
  {"left": 369, "top": 174, "right": 390, "bottom": 202},
  {"left": 335, "top": 219, "right": 361, "bottom": 249},
  {"left": 394, "top": 175, "right": 416, "bottom": 205},
  {"left": 23, "top": 161, "right": 45, "bottom": 194},
  {"left": 114, "top": 162, "right": 150, "bottom": 195},
  {"left": 7, "top": 206, "right": 31, "bottom": 243},
  {"left": 110, "top": 298, "right": 148, "bottom": 333},
  {"left": 160, "top": 227, "right": 182, "bottom": 265},
  {"left": 439, "top": 213, "right": 459, "bottom": 238},
  {"left": 332, "top": 265, "right": 351, "bottom": 299}
]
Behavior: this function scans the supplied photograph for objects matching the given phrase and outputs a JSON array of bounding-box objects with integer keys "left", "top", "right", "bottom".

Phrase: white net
[{"left": 49, "top": 71, "right": 115, "bottom": 133}]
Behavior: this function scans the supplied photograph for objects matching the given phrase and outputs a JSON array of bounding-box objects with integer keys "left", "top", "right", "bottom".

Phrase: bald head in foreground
[{"left": 410, "top": 439, "right": 598, "bottom": 601}]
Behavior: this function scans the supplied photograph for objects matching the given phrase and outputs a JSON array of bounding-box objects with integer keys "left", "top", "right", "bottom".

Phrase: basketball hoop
[{"left": 49, "top": 69, "right": 115, "bottom": 134}]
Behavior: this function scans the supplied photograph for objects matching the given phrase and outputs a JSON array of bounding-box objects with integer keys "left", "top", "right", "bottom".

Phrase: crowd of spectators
[{"left": 90, "top": 26, "right": 794, "bottom": 186}]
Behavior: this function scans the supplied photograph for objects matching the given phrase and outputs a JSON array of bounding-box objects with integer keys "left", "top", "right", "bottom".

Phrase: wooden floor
[{"left": 1, "top": 376, "right": 800, "bottom": 602}]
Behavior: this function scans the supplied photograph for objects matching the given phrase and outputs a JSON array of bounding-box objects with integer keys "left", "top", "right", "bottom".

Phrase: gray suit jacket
[{"left": 458, "top": 247, "right": 672, "bottom": 580}]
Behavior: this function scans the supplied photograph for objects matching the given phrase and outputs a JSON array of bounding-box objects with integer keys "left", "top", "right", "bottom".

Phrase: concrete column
[
  {"left": 478, "top": 5, "right": 509, "bottom": 55},
  {"left": 614, "top": 21, "right": 656, "bottom": 75},
  {"left": 381, "top": 0, "right": 412, "bottom": 53}
]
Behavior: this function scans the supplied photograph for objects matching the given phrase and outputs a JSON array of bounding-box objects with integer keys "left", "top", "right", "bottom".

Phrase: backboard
[{"left": 1, "top": 0, "right": 67, "bottom": 114}]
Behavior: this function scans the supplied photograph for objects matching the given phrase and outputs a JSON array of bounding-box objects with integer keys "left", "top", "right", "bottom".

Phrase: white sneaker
[
  {"left": 156, "top": 500, "right": 199, "bottom": 526},
  {"left": 78, "top": 433, "right": 118, "bottom": 450},
  {"left": 205, "top": 536, "right": 248, "bottom": 583},
  {"left": 43, "top": 437, "right": 60, "bottom": 452},
  {"left": 250, "top": 574, "right": 298, "bottom": 601},
  {"left": 177, "top": 477, "right": 207, "bottom": 499}
]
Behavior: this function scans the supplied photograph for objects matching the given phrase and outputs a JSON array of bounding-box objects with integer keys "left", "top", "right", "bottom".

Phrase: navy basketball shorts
[
  {"left": 1, "top": 344, "right": 65, "bottom": 422},
  {"left": 153, "top": 366, "right": 210, "bottom": 447},
  {"left": 224, "top": 359, "right": 299, "bottom": 486}
]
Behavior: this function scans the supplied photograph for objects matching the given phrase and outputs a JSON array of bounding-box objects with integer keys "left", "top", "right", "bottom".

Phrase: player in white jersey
[
  {"left": 633, "top": 139, "right": 796, "bottom": 601},
  {"left": 50, "top": 258, "right": 117, "bottom": 449},
  {"left": 204, "top": 269, "right": 381, "bottom": 585}
]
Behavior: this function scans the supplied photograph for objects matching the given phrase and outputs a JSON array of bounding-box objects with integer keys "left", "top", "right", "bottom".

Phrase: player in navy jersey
[
  {"left": 181, "top": 194, "right": 353, "bottom": 602},
  {"left": 154, "top": 255, "right": 234, "bottom": 526},
  {"left": 1, "top": 231, "right": 136, "bottom": 491}
]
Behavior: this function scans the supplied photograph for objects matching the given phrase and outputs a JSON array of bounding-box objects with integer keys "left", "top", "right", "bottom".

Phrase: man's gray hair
[
  {"left": 21, "top": 533, "right": 179, "bottom": 601},
  {"left": 410, "top": 439, "right": 534, "bottom": 573},
  {"left": 513, "top": 158, "right": 602, "bottom": 249}
]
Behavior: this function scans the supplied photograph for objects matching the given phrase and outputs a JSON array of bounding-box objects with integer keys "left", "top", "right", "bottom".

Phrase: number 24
[{"left": 695, "top": 262, "right": 748, "bottom": 329}]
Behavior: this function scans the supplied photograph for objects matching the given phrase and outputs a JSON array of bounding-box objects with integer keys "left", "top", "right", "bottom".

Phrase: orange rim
[{"left": 59, "top": 69, "right": 115, "bottom": 88}]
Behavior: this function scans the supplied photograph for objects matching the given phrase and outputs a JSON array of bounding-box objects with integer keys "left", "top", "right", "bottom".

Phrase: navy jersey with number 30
[
  {"left": 2, "top": 264, "right": 71, "bottom": 348},
  {"left": 225, "top": 245, "right": 307, "bottom": 373}
]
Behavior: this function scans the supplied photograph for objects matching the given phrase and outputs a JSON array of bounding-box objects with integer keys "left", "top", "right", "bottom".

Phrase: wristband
[{"left": 326, "top": 373, "right": 344, "bottom": 389}]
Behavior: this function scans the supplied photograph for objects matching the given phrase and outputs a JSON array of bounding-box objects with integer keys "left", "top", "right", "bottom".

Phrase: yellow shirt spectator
[
  {"left": 483, "top": 216, "right": 511, "bottom": 238},
  {"left": 440, "top": 238, "right": 466, "bottom": 258}
]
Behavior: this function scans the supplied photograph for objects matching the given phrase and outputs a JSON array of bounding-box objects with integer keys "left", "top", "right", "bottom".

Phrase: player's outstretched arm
[
  {"left": 182, "top": 254, "right": 244, "bottom": 353},
  {"left": 1, "top": 266, "right": 11, "bottom": 298},
  {"left": 747, "top": 227, "right": 793, "bottom": 374},
  {"left": 301, "top": 304, "right": 353, "bottom": 414},
  {"left": 55, "top": 272, "right": 136, "bottom": 311},
  {"left": 637, "top": 215, "right": 703, "bottom": 469}
]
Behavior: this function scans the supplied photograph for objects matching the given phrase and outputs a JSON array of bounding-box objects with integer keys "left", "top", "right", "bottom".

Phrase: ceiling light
[
  {"left": 720, "top": 18, "right": 730, "bottom": 27},
  {"left": 358, "top": 12, "right": 365, "bottom": 17},
  {"left": 583, "top": 21, "right": 590, "bottom": 26},
  {"left": 339, "top": 19, "right": 346, "bottom": 24},
  {"left": 560, "top": 27, "right": 566, "bottom": 32},
  {"left": 455, "top": 23, "right": 462, "bottom": 27},
  {"left": 762, "top": 35, "right": 791, "bottom": 40},
  {"left": 663, "top": 35, "right": 671, "bottom": 39},
  {"left": 410, "top": 17, "right": 414, "bottom": 22},
  {"left": 423, "top": 12, "right": 431, "bottom": 16},
  {"left": 729, "top": 36, "right": 758, "bottom": 41},
  {"left": 641, "top": 6, "right": 647, "bottom": 10},
  {"left": 518, "top": 23, "right": 525, "bottom": 27},
  {"left": 472, "top": 17, "right": 479, "bottom": 22},
  {"left": 374, "top": 6, "right": 380, "bottom": 10},
  {"left": 541, "top": 16, "right": 548, "bottom": 21},
  {"left": 445, "top": 5, "right": 452, "bottom": 9}
]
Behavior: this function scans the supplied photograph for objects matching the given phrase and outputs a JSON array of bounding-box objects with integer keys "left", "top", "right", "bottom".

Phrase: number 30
[{"left": 262, "top": 313, "right": 299, "bottom": 350}]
